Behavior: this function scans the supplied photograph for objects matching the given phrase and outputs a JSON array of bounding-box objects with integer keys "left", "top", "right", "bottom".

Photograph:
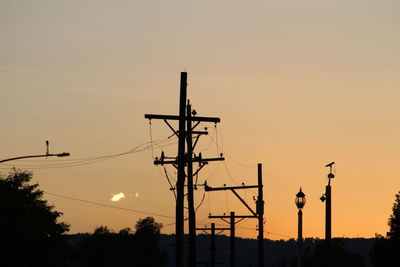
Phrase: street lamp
[
  {"left": 0, "top": 140, "right": 70, "bottom": 163},
  {"left": 320, "top": 162, "right": 335, "bottom": 267},
  {"left": 295, "top": 187, "right": 306, "bottom": 267}
]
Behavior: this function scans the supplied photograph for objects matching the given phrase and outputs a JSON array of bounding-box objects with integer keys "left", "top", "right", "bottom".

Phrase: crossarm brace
[{"left": 231, "top": 189, "right": 258, "bottom": 217}]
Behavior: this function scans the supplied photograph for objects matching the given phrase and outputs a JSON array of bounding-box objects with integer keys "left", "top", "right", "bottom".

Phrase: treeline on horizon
[
  {"left": 66, "top": 233, "right": 374, "bottom": 267},
  {"left": 2, "top": 168, "right": 400, "bottom": 267}
]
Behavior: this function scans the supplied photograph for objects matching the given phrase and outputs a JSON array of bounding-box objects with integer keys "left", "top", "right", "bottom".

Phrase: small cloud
[{"left": 111, "top": 192, "right": 125, "bottom": 202}]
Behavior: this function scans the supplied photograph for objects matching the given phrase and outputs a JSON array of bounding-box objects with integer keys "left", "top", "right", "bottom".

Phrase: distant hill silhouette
[{"left": 66, "top": 234, "right": 374, "bottom": 267}]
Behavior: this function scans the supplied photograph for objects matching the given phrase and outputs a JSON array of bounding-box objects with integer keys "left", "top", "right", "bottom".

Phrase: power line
[
  {"left": 5, "top": 138, "right": 173, "bottom": 163},
  {"left": 45, "top": 191, "right": 293, "bottom": 239},
  {"left": 223, "top": 161, "right": 239, "bottom": 185},
  {"left": 0, "top": 138, "right": 177, "bottom": 170},
  {"left": 213, "top": 129, "right": 257, "bottom": 168},
  {"left": 45, "top": 191, "right": 175, "bottom": 219},
  {"left": 198, "top": 124, "right": 217, "bottom": 153},
  {"left": 265, "top": 231, "right": 293, "bottom": 239}
]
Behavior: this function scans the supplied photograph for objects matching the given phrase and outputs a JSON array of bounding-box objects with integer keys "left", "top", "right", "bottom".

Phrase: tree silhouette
[
  {"left": 0, "top": 168, "right": 70, "bottom": 266},
  {"left": 387, "top": 192, "right": 400, "bottom": 240},
  {"left": 78, "top": 218, "right": 166, "bottom": 267},
  {"left": 80, "top": 225, "right": 135, "bottom": 267},
  {"left": 371, "top": 191, "right": 400, "bottom": 267},
  {"left": 303, "top": 238, "right": 366, "bottom": 267},
  {"left": 134, "top": 217, "right": 165, "bottom": 267}
]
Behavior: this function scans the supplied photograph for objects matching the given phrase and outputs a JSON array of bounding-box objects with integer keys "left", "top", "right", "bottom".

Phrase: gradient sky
[{"left": 1, "top": 0, "right": 400, "bottom": 240}]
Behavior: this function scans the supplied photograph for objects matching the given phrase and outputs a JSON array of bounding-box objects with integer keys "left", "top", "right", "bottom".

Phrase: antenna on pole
[{"left": 325, "top": 162, "right": 335, "bottom": 185}]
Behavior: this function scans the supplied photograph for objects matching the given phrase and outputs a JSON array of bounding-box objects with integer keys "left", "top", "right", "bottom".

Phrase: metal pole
[
  {"left": 211, "top": 223, "right": 216, "bottom": 267},
  {"left": 297, "top": 209, "right": 303, "bottom": 267},
  {"left": 187, "top": 101, "right": 196, "bottom": 267},
  {"left": 326, "top": 184, "right": 332, "bottom": 267},
  {"left": 257, "top": 163, "right": 264, "bottom": 267},
  {"left": 230, "top": 211, "right": 236, "bottom": 267},
  {"left": 176, "top": 72, "right": 187, "bottom": 267}
]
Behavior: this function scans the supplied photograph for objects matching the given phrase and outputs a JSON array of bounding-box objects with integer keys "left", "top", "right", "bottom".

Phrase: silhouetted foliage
[
  {"left": 134, "top": 217, "right": 165, "bottom": 267},
  {"left": 75, "top": 217, "right": 166, "bottom": 267},
  {"left": 79, "top": 225, "right": 136, "bottom": 267},
  {"left": 0, "top": 168, "right": 70, "bottom": 267},
  {"left": 371, "top": 192, "right": 400, "bottom": 267},
  {"left": 303, "top": 238, "right": 366, "bottom": 267},
  {"left": 387, "top": 192, "right": 400, "bottom": 240},
  {"left": 93, "top": 225, "right": 112, "bottom": 235}
]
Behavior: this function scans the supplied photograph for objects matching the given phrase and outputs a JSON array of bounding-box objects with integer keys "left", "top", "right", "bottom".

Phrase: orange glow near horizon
[{"left": 1, "top": 0, "right": 400, "bottom": 240}]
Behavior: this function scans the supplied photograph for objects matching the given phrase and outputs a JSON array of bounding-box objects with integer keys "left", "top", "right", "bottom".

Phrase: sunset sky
[{"left": 1, "top": 0, "right": 400, "bottom": 240}]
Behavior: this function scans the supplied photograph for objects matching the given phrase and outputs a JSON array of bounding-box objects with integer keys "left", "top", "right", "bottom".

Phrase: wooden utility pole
[
  {"left": 257, "top": 163, "right": 264, "bottom": 267},
  {"left": 176, "top": 72, "right": 187, "bottom": 267},
  {"left": 208, "top": 212, "right": 241, "bottom": 267},
  {"left": 206, "top": 164, "right": 265, "bottom": 267},
  {"left": 187, "top": 102, "right": 196, "bottom": 267},
  {"left": 145, "top": 72, "right": 224, "bottom": 267},
  {"left": 196, "top": 223, "right": 229, "bottom": 267},
  {"left": 230, "top": 212, "right": 236, "bottom": 267},
  {"left": 211, "top": 223, "right": 216, "bottom": 267}
]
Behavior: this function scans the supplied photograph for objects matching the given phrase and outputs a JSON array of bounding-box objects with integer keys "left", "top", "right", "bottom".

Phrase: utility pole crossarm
[
  {"left": 154, "top": 157, "right": 225, "bottom": 165},
  {"left": 191, "top": 131, "right": 209, "bottom": 135},
  {"left": 209, "top": 215, "right": 257, "bottom": 219},
  {"left": 204, "top": 184, "right": 258, "bottom": 191},
  {"left": 145, "top": 114, "right": 221, "bottom": 123},
  {"left": 195, "top": 227, "right": 230, "bottom": 231}
]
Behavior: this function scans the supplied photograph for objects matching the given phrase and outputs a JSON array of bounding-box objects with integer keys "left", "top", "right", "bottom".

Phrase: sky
[{"left": 1, "top": 0, "right": 400, "bottom": 240}]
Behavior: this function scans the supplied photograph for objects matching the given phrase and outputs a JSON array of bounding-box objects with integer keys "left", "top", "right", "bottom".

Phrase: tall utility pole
[
  {"left": 206, "top": 163, "right": 265, "bottom": 267},
  {"left": 230, "top": 212, "right": 236, "bottom": 267},
  {"left": 145, "top": 72, "right": 224, "bottom": 267},
  {"left": 257, "top": 164, "right": 264, "bottom": 267},
  {"left": 211, "top": 223, "right": 216, "bottom": 267},
  {"left": 176, "top": 72, "right": 187, "bottom": 267},
  {"left": 186, "top": 102, "right": 196, "bottom": 266}
]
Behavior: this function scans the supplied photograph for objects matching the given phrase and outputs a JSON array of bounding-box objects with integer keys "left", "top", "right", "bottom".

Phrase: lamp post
[
  {"left": 320, "top": 162, "right": 335, "bottom": 267},
  {"left": 295, "top": 187, "right": 306, "bottom": 267},
  {"left": 0, "top": 140, "right": 70, "bottom": 163}
]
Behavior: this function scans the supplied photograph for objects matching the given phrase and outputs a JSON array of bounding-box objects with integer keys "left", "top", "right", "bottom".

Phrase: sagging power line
[
  {"left": 45, "top": 191, "right": 175, "bottom": 219},
  {"left": 45, "top": 191, "right": 292, "bottom": 238},
  {"left": 0, "top": 137, "right": 176, "bottom": 170}
]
